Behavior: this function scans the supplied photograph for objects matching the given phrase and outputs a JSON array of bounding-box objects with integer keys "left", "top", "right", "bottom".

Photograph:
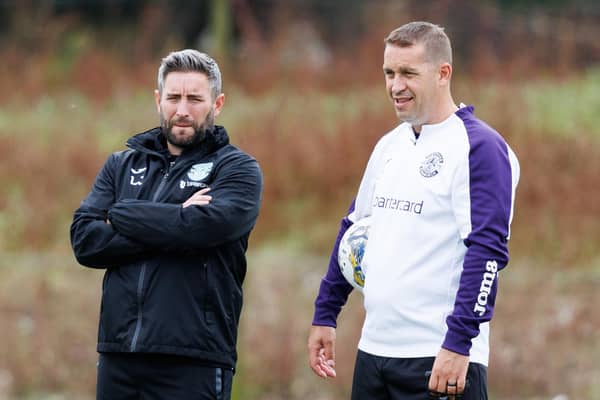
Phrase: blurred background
[{"left": 1, "top": 0, "right": 599, "bottom": 399}]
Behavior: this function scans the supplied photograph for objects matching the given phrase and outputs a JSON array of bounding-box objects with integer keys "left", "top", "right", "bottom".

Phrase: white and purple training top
[{"left": 313, "top": 105, "right": 520, "bottom": 366}]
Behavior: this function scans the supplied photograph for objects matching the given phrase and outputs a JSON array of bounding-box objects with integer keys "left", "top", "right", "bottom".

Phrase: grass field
[{"left": 1, "top": 250, "right": 598, "bottom": 399}]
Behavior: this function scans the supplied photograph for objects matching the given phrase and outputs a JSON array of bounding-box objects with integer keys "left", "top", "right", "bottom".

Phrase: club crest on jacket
[
  {"left": 188, "top": 163, "right": 213, "bottom": 181},
  {"left": 180, "top": 162, "right": 213, "bottom": 189}
]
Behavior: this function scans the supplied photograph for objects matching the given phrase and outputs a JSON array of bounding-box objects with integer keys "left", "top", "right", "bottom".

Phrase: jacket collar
[{"left": 126, "top": 125, "right": 230, "bottom": 158}]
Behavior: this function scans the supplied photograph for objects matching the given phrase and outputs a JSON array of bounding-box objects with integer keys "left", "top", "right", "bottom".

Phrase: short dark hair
[
  {"left": 157, "top": 49, "right": 222, "bottom": 100},
  {"left": 384, "top": 21, "right": 452, "bottom": 65}
]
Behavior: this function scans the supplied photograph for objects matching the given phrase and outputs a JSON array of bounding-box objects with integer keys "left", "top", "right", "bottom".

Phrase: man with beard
[{"left": 71, "top": 49, "right": 262, "bottom": 399}]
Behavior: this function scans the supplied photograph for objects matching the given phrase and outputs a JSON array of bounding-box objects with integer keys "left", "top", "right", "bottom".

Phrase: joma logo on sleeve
[{"left": 473, "top": 260, "right": 498, "bottom": 316}]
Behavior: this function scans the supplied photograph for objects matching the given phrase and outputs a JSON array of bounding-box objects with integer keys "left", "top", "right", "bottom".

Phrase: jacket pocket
[{"left": 98, "top": 263, "right": 141, "bottom": 344}]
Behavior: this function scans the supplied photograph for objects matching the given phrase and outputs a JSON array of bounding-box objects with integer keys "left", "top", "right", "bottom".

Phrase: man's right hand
[{"left": 308, "top": 325, "right": 337, "bottom": 378}]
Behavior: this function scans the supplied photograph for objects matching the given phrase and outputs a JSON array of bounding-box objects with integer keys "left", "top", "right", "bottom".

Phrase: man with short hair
[
  {"left": 308, "top": 21, "right": 519, "bottom": 399},
  {"left": 71, "top": 49, "right": 262, "bottom": 399}
]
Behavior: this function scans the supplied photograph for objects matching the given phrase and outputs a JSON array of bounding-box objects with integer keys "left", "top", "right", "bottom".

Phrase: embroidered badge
[
  {"left": 187, "top": 163, "right": 213, "bottom": 181},
  {"left": 180, "top": 162, "right": 213, "bottom": 190},
  {"left": 419, "top": 152, "right": 444, "bottom": 178}
]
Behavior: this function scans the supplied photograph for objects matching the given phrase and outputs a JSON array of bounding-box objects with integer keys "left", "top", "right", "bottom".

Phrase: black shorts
[
  {"left": 96, "top": 352, "right": 233, "bottom": 400},
  {"left": 351, "top": 350, "right": 488, "bottom": 400}
]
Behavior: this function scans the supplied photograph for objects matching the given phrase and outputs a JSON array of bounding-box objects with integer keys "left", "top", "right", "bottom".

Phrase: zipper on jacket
[
  {"left": 129, "top": 261, "right": 147, "bottom": 352},
  {"left": 151, "top": 160, "right": 175, "bottom": 202},
  {"left": 203, "top": 261, "right": 213, "bottom": 324},
  {"left": 130, "top": 162, "right": 172, "bottom": 352}
]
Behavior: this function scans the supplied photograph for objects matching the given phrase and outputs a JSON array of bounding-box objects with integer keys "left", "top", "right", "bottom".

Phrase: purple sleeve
[
  {"left": 443, "top": 109, "right": 517, "bottom": 355},
  {"left": 312, "top": 200, "right": 356, "bottom": 327}
]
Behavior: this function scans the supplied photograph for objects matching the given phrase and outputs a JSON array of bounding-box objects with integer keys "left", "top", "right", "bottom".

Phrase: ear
[
  {"left": 213, "top": 93, "right": 225, "bottom": 117},
  {"left": 154, "top": 89, "right": 161, "bottom": 113},
  {"left": 439, "top": 63, "right": 452, "bottom": 86}
]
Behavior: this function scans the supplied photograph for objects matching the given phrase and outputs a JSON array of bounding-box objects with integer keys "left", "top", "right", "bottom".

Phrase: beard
[{"left": 160, "top": 109, "right": 215, "bottom": 150}]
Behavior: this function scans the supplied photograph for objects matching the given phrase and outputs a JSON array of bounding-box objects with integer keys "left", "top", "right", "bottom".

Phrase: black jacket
[{"left": 70, "top": 126, "right": 262, "bottom": 369}]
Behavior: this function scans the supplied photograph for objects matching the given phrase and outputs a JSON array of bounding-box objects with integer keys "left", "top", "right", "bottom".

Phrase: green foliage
[
  {"left": 523, "top": 68, "right": 600, "bottom": 139},
  {"left": 210, "top": 0, "right": 232, "bottom": 59}
]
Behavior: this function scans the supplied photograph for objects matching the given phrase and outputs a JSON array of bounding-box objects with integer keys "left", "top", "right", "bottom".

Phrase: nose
[
  {"left": 175, "top": 99, "right": 190, "bottom": 117},
  {"left": 391, "top": 75, "right": 407, "bottom": 95}
]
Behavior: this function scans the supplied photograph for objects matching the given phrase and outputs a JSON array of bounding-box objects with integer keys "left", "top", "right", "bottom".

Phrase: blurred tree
[
  {"left": 493, "top": 0, "right": 599, "bottom": 13},
  {"left": 51, "top": 0, "right": 144, "bottom": 21},
  {"left": 210, "top": 0, "right": 232, "bottom": 60}
]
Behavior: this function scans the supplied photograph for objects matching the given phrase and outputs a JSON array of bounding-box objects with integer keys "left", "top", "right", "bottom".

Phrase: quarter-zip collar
[{"left": 402, "top": 104, "right": 472, "bottom": 146}]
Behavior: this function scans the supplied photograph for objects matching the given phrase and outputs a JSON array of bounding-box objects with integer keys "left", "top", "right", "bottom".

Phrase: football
[{"left": 337, "top": 217, "right": 371, "bottom": 292}]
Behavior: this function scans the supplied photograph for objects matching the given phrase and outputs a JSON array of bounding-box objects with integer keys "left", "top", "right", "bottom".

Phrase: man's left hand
[
  {"left": 182, "top": 187, "right": 212, "bottom": 208},
  {"left": 428, "top": 348, "right": 469, "bottom": 398}
]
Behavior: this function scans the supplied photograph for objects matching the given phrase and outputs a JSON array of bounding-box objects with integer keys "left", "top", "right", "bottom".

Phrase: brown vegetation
[{"left": 1, "top": 1, "right": 599, "bottom": 399}]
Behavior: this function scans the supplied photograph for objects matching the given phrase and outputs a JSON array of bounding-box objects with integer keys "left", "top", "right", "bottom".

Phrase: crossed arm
[
  {"left": 70, "top": 186, "right": 215, "bottom": 268},
  {"left": 71, "top": 153, "right": 262, "bottom": 268}
]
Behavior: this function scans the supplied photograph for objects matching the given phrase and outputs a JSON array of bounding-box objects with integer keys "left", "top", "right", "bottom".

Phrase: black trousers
[
  {"left": 351, "top": 350, "right": 488, "bottom": 400},
  {"left": 96, "top": 353, "right": 233, "bottom": 400}
]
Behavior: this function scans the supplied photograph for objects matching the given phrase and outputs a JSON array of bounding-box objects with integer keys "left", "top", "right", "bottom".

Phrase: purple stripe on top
[
  {"left": 443, "top": 106, "right": 515, "bottom": 355},
  {"left": 312, "top": 199, "right": 356, "bottom": 327}
]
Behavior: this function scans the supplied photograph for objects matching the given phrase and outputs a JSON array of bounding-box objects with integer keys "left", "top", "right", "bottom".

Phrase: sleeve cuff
[{"left": 442, "top": 329, "right": 472, "bottom": 356}]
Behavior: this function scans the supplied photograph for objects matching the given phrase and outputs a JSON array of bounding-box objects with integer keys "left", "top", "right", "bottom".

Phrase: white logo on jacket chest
[
  {"left": 129, "top": 167, "right": 146, "bottom": 186},
  {"left": 179, "top": 162, "right": 213, "bottom": 189},
  {"left": 188, "top": 163, "right": 213, "bottom": 181},
  {"left": 419, "top": 152, "right": 444, "bottom": 178}
]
